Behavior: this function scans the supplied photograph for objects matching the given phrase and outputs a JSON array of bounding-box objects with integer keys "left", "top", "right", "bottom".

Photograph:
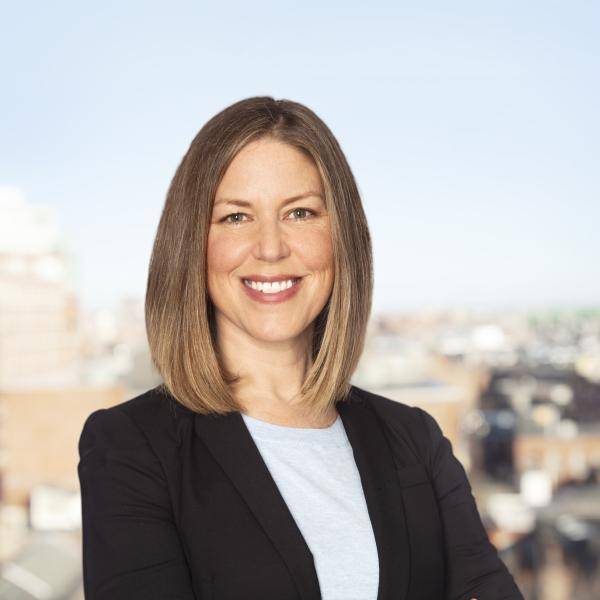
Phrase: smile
[
  {"left": 243, "top": 278, "right": 301, "bottom": 293},
  {"left": 240, "top": 277, "right": 303, "bottom": 304}
]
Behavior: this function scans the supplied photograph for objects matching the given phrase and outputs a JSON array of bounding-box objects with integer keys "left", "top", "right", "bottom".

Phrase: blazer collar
[{"left": 193, "top": 386, "right": 410, "bottom": 600}]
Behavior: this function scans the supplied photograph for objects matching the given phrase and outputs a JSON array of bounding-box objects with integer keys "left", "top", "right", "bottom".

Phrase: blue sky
[{"left": 2, "top": 1, "right": 598, "bottom": 313}]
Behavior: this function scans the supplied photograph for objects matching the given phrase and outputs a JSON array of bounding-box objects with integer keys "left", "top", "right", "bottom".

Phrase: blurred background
[{"left": 1, "top": 1, "right": 599, "bottom": 598}]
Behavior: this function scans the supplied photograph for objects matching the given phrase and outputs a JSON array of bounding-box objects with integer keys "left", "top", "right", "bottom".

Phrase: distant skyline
[{"left": 2, "top": 1, "right": 598, "bottom": 314}]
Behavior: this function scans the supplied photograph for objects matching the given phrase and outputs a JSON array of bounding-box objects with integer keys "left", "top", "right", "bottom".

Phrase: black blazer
[{"left": 77, "top": 384, "right": 523, "bottom": 600}]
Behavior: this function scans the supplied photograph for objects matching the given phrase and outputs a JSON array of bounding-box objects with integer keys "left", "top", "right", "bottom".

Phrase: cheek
[
  {"left": 295, "top": 228, "right": 334, "bottom": 272},
  {"left": 207, "top": 231, "right": 244, "bottom": 274}
]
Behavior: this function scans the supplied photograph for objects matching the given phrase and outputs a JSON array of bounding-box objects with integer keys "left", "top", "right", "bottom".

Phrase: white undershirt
[{"left": 241, "top": 411, "right": 380, "bottom": 600}]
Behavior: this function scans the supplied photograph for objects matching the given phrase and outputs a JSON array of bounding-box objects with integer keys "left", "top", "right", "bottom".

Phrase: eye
[
  {"left": 288, "top": 207, "right": 316, "bottom": 220},
  {"left": 220, "top": 212, "right": 248, "bottom": 225},
  {"left": 219, "top": 208, "right": 317, "bottom": 225}
]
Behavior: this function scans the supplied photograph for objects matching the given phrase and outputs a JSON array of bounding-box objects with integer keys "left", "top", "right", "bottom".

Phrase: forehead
[{"left": 216, "top": 138, "right": 323, "bottom": 199}]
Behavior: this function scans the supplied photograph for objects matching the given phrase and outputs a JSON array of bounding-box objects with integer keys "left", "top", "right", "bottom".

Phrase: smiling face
[{"left": 207, "top": 136, "right": 334, "bottom": 345}]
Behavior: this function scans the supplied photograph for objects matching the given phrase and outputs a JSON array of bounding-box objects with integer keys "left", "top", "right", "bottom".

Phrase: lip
[
  {"left": 240, "top": 276, "right": 303, "bottom": 304},
  {"left": 241, "top": 274, "right": 301, "bottom": 283}
]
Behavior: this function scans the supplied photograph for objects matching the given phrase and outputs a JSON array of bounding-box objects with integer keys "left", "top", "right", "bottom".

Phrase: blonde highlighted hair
[{"left": 146, "top": 96, "right": 373, "bottom": 419}]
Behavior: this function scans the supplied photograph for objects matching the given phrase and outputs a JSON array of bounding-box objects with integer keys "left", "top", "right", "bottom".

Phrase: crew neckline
[{"left": 240, "top": 412, "right": 349, "bottom": 446}]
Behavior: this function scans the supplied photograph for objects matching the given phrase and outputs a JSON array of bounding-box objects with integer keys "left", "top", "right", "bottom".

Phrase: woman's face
[{"left": 207, "top": 137, "right": 334, "bottom": 344}]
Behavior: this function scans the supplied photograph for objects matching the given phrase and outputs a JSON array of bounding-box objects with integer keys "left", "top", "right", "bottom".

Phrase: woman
[{"left": 78, "top": 96, "right": 524, "bottom": 600}]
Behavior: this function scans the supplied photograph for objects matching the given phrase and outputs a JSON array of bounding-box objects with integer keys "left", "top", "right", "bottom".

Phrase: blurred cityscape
[{"left": 1, "top": 188, "right": 599, "bottom": 599}]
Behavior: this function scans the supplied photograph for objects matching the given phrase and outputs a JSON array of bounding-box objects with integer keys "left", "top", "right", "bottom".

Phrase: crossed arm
[
  {"left": 78, "top": 408, "right": 196, "bottom": 599},
  {"left": 416, "top": 407, "right": 525, "bottom": 600}
]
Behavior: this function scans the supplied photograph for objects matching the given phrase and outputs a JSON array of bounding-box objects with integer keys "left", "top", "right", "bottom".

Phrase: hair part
[{"left": 145, "top": 96, "right": 373, "bottom": 420}]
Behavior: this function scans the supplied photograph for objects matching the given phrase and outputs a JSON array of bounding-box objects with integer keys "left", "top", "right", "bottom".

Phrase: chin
[{"left": 248, "top": 323, "right": 306, "bottom": 343}]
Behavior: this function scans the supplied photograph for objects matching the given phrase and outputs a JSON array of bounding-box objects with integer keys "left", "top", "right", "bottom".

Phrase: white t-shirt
[{"left": 241, "top": 411, "right": 380, "bottom": 600}]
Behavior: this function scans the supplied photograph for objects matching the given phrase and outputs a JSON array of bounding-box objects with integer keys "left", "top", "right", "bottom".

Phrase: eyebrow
[{"left": 213, "top": 190, "right": 323, "bottom": 208}]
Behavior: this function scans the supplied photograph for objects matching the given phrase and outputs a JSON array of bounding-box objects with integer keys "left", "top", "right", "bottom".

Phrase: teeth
[{"left": 243, "top": 278, "right": 299, "bottom": 293}]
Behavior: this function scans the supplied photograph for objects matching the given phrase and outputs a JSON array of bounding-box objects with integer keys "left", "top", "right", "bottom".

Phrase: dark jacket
[{"left": 77, "top": 384, "right": 524, "bottom": 600}]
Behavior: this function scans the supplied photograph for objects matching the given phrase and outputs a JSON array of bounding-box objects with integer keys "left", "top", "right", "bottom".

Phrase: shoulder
[
  {"left": 349, "top": 384, "right": 444, "bottom": 466},
  {"left": 350, "top": 384, "right": 422, "bottom": 423},
  {"left": 78, "top": 385, "right": 194, "bottom": 461},
  {"left": 349, "top": 383, "right": 427, "bottom": 431}
]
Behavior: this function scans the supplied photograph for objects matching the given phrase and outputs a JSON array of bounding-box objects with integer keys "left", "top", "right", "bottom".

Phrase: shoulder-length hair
[{"left": 146, "top": 96, "right": 373, "bottom": 419}]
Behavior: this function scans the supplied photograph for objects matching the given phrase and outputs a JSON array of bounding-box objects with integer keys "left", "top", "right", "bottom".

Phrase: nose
[{"left": 252, "top": 217, "right": 290, "bottom": 261}]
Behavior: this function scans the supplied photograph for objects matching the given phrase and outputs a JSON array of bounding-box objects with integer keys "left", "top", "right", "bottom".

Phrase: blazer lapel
[
  {"left": 194, "top": 387, "right": 411, "bottom": 600},
  {"left": 194, "top": 409, "right": 321, "bottom": 600},
  {"left": 337, "top": 389, "right": 411, "bottom": 600}
]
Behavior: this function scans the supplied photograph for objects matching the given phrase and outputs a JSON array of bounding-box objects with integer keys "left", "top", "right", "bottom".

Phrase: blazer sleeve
[
  {"left": 77, "top": 408, "right": 196, "bottom": 600},
  {"left": 415, "top": 407, "right": 524, "bottom": 600}
]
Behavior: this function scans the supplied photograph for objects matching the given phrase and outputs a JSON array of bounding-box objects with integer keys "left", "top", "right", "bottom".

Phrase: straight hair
[{"left": 146, "top": 96, "right": 373, "bottom": 420}]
